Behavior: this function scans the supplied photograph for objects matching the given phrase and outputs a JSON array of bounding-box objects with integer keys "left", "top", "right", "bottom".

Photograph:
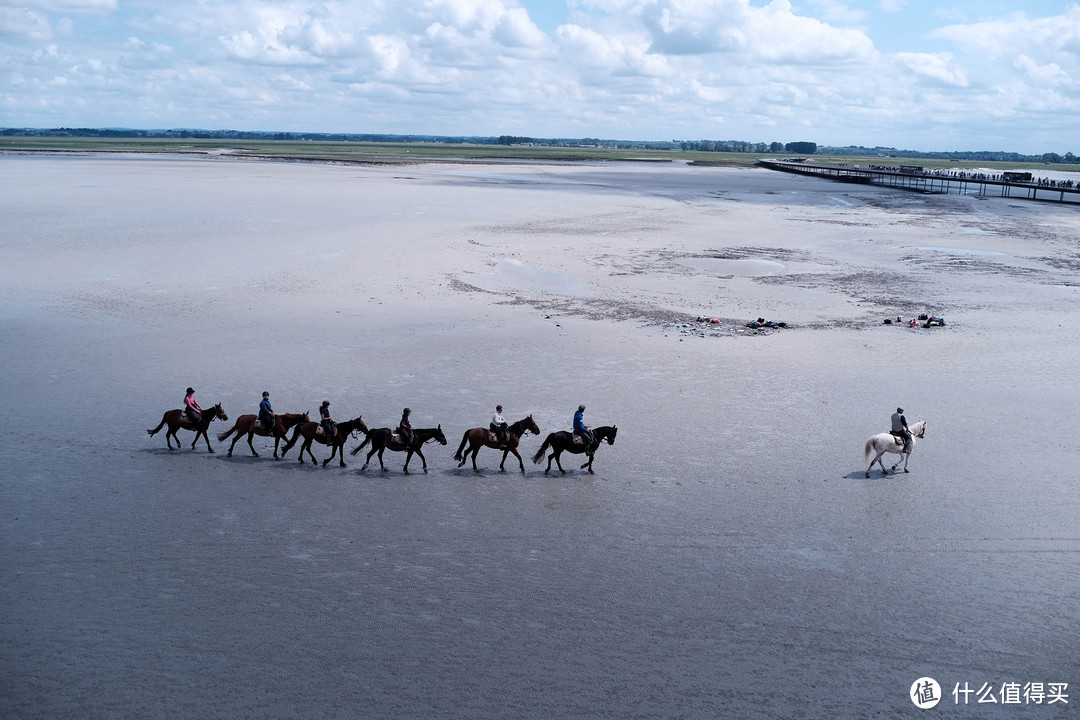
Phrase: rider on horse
[
  {"left": 891, "top": 407, "right": 912, "bottom": 453},
  {"left": 320, "top": 401, "right": 336, "bottom": 440},
  {"left": 573, "top": 405, "right": 593, "bottom": 456},
  {"left": 184, "top": 387, "right": 203, "bottom": 424},
  {"left": 490, "top": 405, "right": 508, "bottom": 449},
  {"left": 258, "top": 391, "right": 277, "bottom": 432},
  {"left": 399, "top": 408, "right": 412, "bottom": 446}
]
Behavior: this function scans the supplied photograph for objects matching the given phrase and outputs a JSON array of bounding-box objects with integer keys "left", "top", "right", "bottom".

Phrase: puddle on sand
[
  {"left": 469, "top": 257, "right": 591, "bottom": 296},
  {"left": 913, "top": 246, "right": 1007, "bottom": 256},
  {"left": 678, "top": 257, "right": 785, "bottom": 276}
]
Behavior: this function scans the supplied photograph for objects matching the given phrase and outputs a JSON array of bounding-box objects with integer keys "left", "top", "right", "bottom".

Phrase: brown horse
[
  {"left": 147, "top": 403, "right": 229, "bottom": 452},
  {"left": 453, "top": 415, "right": 540, "bottom": 473},
  {"left": 280, "top": 416, "right": 368, "bottom": 467},
  {"left": 217, "top": 411, "right": 309, "bottom": 459},
  {"left": 350, "top": 425, "right": 448, "bottom": 473}
]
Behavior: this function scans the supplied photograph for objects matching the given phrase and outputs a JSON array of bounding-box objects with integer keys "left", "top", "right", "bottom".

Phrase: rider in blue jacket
[{"left": 573, "top": 405, "right": 593, "bottom": 455}]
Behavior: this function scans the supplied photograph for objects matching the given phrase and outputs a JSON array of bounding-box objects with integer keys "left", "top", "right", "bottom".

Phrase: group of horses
[
  {"left": 147, "top": 402, "right": 925, "bottom": 477},
  {"left": 147, "top": 405, "right": 619, "bottom": 474}
]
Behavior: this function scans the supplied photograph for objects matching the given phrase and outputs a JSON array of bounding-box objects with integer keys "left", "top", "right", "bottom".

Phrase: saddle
[
  {"left": 487, "top": 430, "right": 508, "bottom": 445},
  {"left": 889, "top": 430, "right": 910, "bottom": 450},
  {"left": 391, "top": 431, "right": 408, "bottom": 445}
]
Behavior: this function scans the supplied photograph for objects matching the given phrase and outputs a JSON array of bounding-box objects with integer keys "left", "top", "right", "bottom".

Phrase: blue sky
[{"left": 1, "top": 1, "right": 1078, "bottom": 153}]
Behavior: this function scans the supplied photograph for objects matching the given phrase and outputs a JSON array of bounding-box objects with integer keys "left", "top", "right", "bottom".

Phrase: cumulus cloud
[
  {"left": 893, "top": 51, "right": 967, "bottom": 87},
  {"left": 639, "top": 0, "right": 873, "bottom": 64},
  {"left": 0, "top": 0, "right": 116, "bottom": 9},
  {"left": 1, "top": 0, "right": 1078, "bottom": 152},
  {"left": 0, "top": 6, "right": 52, "bottom": 39}
]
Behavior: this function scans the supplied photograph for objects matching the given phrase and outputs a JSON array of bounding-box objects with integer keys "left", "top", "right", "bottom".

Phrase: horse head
[
  {"left": 912, "top": 420, "right": 926, "bottom": 438},
  {"left": 214, "top": 403, "right": 228, "bottom": 421},
  {"left": 433, "top": 425, "right": 447, "bottom": 445},
  {"left": 350, "top": 416, "right": 369, "bottom": 436},
  {"left": 522, "top": 414, "right": 540, "bottom": 436},
  {"left": 605, "top": 425, "right": 618, "bottom": 444}
]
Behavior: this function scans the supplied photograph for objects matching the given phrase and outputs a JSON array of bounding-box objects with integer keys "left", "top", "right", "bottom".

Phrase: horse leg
[
  {"left": 416, "top": 447, "right": 427, "bottom": 473},
  {"left": 361, "top": 446, "right": 376, "bottom": 471},
  {"left": 203, "top": 429, "right": 214, "bottom": 453},
  {"left": 554, "top": 451, "right": 566, "bottom": 474},
  {"left": 378, "top": 447, "right": 388, "bottom": 471},
  {"left": 338, "top": 442, "right": 347, "bottom": 468},
  {"left": 499, "top": 448, "right": 508, "bottom": 472},
  {"left": 247, "top": 431, "right": 259, "bottom": 457},
  {"left": 471, "top": 445, "right": 481, "bottom": 473},
  {"left": 166, "top": 425, "right": 176, "bottom": 450},
  {"left": 510, "top": 448, "right": 525, "bottom": 474},
  {"left": 403, "top": 449, "right": 412, "bottom": 474},
  {"left": 323, "top": 443, "right": 336, "bottom": 467}
]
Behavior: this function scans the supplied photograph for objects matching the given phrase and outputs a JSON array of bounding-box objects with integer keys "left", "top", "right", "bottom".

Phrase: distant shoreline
[{"left": 4, "top": 137, "right": 1080, "bottom": 174}]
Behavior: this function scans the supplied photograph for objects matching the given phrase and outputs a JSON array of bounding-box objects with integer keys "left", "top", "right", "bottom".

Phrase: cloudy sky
[{"left": 1, "top": 0, "right": 1077, "bottom": 153}]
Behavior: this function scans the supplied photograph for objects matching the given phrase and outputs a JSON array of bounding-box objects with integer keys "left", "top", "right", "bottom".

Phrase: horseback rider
[
  {"left": 398, "top": 408, "right": 412, "bottom": 447},
  {"left": 490, "top": 404, "right": 509, "bottom": 449},
  {"left": 320, "top": 401, "right": 336, "bottom": 441},
  {"left": 258, "top": 391, "right": 277, "bottom": 432},
  {"left": 184, "top": 387, "right": 203, "bottom": 424},
  {"left": 891, "top": 407, "right": 912, "bottom": 453},
  {"left": 573, "top": 404, "right": 593, "bottom": 456}
]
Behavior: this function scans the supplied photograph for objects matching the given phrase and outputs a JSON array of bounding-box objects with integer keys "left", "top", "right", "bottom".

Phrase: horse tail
[
  {"left": 864, "top": 437, "right": 875, "bottom": 463},
  {"left": 350, "top": 433, "right": 371, "bottom": 456},
  {"left": 217, "top": 422, "right": 238, "bottom": 442},
  {"left": 147, "top": 412, "right": 168, "bottom": 436},
  {"left": 532, "top": 435, "right": 552, "bottom": 464},
  {"left": 453, "top": 430, "right": 470, "bottom": 461}
]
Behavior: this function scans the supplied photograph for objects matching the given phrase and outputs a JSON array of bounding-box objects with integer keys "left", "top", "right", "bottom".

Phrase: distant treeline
[
  {"left": 2, "top": 127, "right": 1074, "bottom": 163},
  {"left": 820, "top": 145, "right": 1077, "bottom": 165}
]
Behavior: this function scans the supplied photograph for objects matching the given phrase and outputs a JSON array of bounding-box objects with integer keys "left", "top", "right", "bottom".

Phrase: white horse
[{"left": 864, "top": 420, "right": 926, "bottom": 478}]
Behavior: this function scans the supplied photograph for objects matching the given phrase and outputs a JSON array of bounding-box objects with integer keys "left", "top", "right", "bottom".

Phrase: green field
[{"left": 3, "top": 136, "right": 1079, "bottom": 173}]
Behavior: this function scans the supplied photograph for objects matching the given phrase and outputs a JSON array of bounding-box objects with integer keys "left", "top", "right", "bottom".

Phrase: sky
[{"left": 1, "top": 0, "right": 1078, "bottom": 153}]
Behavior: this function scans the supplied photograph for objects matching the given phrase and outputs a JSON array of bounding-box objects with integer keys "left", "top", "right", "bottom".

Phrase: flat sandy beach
[{"left": 2, "top": 153, "right": 1078, "bottom": 718}]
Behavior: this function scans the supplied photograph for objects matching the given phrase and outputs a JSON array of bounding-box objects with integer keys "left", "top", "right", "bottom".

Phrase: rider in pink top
[{"left": 184, "top": 387, "right": 203, "bottom": 422}]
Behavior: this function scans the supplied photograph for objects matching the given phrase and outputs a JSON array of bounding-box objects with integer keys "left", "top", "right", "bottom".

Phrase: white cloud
[
  {"left": 1, "top": 0, "right": 1078, "bottom": 152},
  {"left": 0, "top": 0, "right": 116, "bottom": 10},
  {"left": 1013, "top": 54, "right": 1070, "bottom": 86},
  {"left": 0, "top": 6, "right": 52, "bottom": 39},
  {"left": 893, "top": 51, "right": 968, "bottom": 87}
]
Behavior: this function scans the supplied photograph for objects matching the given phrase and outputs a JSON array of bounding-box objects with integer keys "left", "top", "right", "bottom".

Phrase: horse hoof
[
  {"left": 865, "top": 472, "right": 870, "bottom": 478},
  {"left": 904, "top": 469, "right": 909, "bottom": 473},
  {"left": 208, "top": 449, "right": 215, "bottom": 453}
]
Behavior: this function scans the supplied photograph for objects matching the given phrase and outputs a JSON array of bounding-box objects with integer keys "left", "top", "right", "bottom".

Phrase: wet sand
[{"left": 1, "top": 153, "right": 1078, "bottom": 718}]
